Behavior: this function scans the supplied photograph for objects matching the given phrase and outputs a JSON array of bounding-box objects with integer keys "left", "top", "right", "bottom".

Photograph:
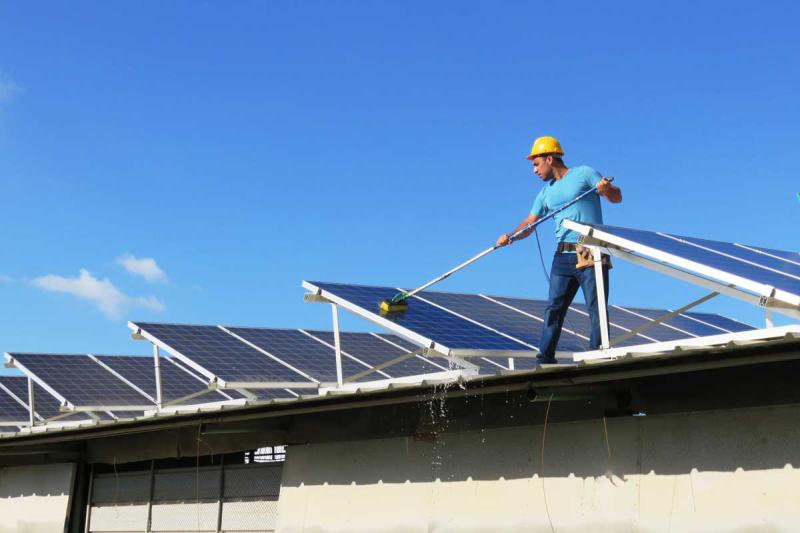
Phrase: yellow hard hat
[{"left": 527, "top": 136, "right": 564, "bottom": 160}]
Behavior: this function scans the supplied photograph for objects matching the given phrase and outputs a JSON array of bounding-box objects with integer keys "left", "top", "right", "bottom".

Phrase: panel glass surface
[
  {"left": 227, "top": 327, "right": 365, "bottom": 382},
  {"left": 589, "top": 224, "right": 800, "bottom": 298},
  {"left": 95, "top": 355, "right": 230, "bottom": 404},
  {"left": 680, "top": 312, "right": 754, "bottom": 333},
  {"left": 413, "top": 291, "right": 544, "bottom": 349},
  {"left": 135, "top": 323, "right": 316, "bottom": 384},
  {"left": 309, "top": 282, "right": 537, "bottom": 352},
  {"left": 0, "top": 376, "right": 92, "bottom": 421},
  {"left": 305, "top": 331, "right": 444, "bottom": 379},
  {"left": 0, "top": 377, "right": 31, "bottom": 422},
  {"left": 617, "top": 307, "right": 755, "bottom": 337},
  {"left": 604, "top": 305, "right": 709, "bottom": 343},
  {"left": 9, "top": 353, "right": 152, "bottom": 407},
  {"left": 741, "top": 244, "right": 800, "bottom": 266},
  {"left": 311, "top": 282, "right": 754, "bottom": 359},
  {"left": 669, "top": 234, "right": 800, "bottom": 279}
]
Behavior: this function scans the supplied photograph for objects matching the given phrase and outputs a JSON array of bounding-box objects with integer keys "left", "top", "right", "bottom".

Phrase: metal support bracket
[
  {"left": 304, "top": 293, "right": 333, "bottom": 304},
  {"left": 331, "top": 303, "right": 343, "bottom": 387},
  {"left": 610, "top": 291, "right": 720, "bottom": 346},
  {"left": 590, "top": 245, "right": 611, "bottom": 350},
  {"left": 27, "top": 377, "right": 35, "bottom": 427},
  {"left": 152, "top": 344, "right": 163, "bottom": 410}
]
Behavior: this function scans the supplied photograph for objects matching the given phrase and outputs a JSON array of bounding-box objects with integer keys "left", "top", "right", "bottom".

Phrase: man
[{"left": 496, "top": 136, "right": 622, "bottom": 363}]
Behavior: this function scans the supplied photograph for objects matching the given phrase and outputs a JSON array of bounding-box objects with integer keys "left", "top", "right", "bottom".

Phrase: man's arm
[
  {"left": 597, "top": 176, "right": 622, "bottom": 203},
  {"left": 496, "top": 213, "right": 540, "bottom": 247}
]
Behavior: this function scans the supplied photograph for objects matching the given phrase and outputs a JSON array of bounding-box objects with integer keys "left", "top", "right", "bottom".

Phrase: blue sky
[{"left": 0, "top": 1, "right": 798, "bottom": 369}]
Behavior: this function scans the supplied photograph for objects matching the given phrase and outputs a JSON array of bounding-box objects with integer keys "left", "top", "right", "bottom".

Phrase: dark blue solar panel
[
  {"left": 590, "top": 224, "right": 800, "bottom": 298},
  {"left": 95, "top": 355, "right": 232, "bottom": 404},
  {"left": 310, "top": 282, "right": 754, "bottom": 358},
  {"left": 681, "top": 311, "right": 754, "bottom": 333},
  {"left": 305, "top": 331, "right": 444, "bottom": 378},
  {"left": 0, "top": 376, "right": 92, "bottom": 421},
  {"left": 612, "top": 306, "right": 722, "bottom": 338},
  {"left": 414, "top": 292, "right": 542, "bottom": 349},
  {"left": 0, "top": 377, "right": 32, "bottom": 422},
  {"left": 251, "top": 389, "right": 296, "bottom": 401},
  {"left": 740, "top": 244, "right": 800, "bottom": 267},
  {"left": 8, "top": 353, "right": 153, "bottom": 407},
  {"left": 134, "top": 323, "right": 316, "bottom": 384},
  {"left": 669, "top": 234, "right": 800, "bottom": 280},
  {"left": 226, "top": 327, "right": 365, "bottom": 382},
  {"left": 376, "top": 333, "right": 508, "bottom": 374},
  {"left": 309, "top": 282, "right": 534, "bottom": 352},
  {"left": 490, "top": 296, "right": 661, "bottom": 348}
]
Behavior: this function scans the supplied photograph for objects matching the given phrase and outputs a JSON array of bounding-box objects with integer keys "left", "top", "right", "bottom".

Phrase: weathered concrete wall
[
  {"left": 0, "top": 462, "right": 75, "bottom": 533},
  {"left": 278, "top": 403, "right": 800, "bottom": 532}
]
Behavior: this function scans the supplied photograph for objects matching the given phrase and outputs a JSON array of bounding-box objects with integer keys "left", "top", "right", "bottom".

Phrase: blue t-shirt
[{"left": 530, "top": 165, "right": 603, "bottom": 244}]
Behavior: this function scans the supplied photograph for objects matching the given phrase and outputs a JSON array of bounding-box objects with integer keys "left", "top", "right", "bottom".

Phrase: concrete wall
[
  {"left": 0, "top": 463, "right": 75, "bottom": 533},
  {"left": 278, "top": 403, "right": 800, "bottom": 532}
]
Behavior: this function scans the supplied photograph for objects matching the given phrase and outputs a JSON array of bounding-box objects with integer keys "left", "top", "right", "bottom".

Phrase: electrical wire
[{"left": 540, "top": 393, "right": 555, "bottom": 533}]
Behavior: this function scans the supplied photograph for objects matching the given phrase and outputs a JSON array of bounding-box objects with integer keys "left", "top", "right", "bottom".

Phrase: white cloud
[
  {"left": 117, "top": 254, "right": 167, "bottom": 283},
  {"left": 0, "top": 274, "right": 12, "bottom": 283},
  {"left": 33, "top": 269, "right": 165, "bottom": 319}
]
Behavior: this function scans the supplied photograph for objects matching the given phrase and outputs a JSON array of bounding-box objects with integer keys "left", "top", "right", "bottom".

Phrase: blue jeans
[{"left": 538, "top": 252, "right": 610, "bottom": 363}]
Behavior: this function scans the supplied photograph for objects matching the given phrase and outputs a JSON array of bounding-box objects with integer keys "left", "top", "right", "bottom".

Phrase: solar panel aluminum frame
[
  {"left": 301, "top": 281, "right": 540, "bottom": 360},
  {"left": 128, "top": 322, "right": 320, "bottom": 390},
  {"left": 318, "top": 368, "right": 476, "bottom": 395},
  {"left": 142, "top": 397, "right": 250, "bottom": 416},
  {"left": 574, "top": 324, "right": 800, "bottom": 361},
  {"left": 3, "top": 353, "right": 155, "bottom": 413},
  {"left": 564, "top": 220, "right": 800, "bottom": 321}
]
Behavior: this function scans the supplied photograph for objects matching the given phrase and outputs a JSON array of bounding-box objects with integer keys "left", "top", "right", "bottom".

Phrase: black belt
[{"left": 556, "top": 242, "right": 579, "bottom": 253}]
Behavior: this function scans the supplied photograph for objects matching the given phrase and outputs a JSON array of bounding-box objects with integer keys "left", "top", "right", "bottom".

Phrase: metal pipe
[
  {"left": 592, "top": 246, "right": 611, "bottom": 349},
  {"left": 331, "top": 304, "right": 343, "bottom": 387},
  {"left": 27, "top": 377, "right": 35, "bottom": 427},
  {"left": 153, "top": 344, "right": 163, "bottom": 410}
]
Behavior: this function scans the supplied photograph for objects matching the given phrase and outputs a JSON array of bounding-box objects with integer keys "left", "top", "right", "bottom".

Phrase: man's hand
[
  {"left": 496, "top": 234, "right": 512, "bottom": 247},
  {"left": 597, "top": 176, "right": 622, "bottom": 203},
  {"left": 596, "top": 176, "right": 613, "bottom": 195}
]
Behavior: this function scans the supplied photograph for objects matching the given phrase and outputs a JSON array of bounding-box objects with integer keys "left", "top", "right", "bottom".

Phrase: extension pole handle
[
  {"left": 399, "top": 245, "right": 497, "bottom": 301},
  {"left": 399, "top": 177, "right": 614, "bottom": 302}
]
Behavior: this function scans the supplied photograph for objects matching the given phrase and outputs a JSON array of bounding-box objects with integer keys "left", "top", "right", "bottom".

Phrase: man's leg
[
  {"left": 579, "top": 265, "right": 610, "bottom": 350},
  {"left": 539, "top": 271, "right": 581, "bottom": 363}
]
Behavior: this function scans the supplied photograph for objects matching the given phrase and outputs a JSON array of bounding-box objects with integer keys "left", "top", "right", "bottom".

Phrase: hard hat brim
[{"left": 526, "top": 151, "right": 564, "bottom": 160}]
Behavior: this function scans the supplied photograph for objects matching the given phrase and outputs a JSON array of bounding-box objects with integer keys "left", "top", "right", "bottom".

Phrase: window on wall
[{"left": 87, "top": 450, "right": 285, "bottom": 533}]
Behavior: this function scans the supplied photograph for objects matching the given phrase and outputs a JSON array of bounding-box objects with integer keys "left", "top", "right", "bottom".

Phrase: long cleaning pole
[{"left": 388, "top": 178, "right": 612, "bottom": 306}]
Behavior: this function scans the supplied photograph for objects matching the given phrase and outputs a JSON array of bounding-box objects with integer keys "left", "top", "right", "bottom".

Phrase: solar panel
[
  {"left": 130, "top": 323, "right": 319, "bottom": 388},
  {"left": 226, "top": 327, "right": 364, "bottom": 382},
  {"left": 6, "top": 353, "right": 154, "bottom": 409},
  {"left": 0, "top": 375, "right": 94, "bottom": 422},
  {"left": 303, "top": 281, "right": 753, "bottom": 358},
  {"left": 303, "top": 282, "right": 532, "bottom": 355},
  {"left": 0, "top": 377, "right": 32, "bottom": 423},
  {"left": 302, "top": 330, "right": 447, "bottom": 379},
  {"left": 93, "top": 355, "right": 235, "bottom": 405},
  {"left": 367, "top": 333, "right": 522, "bottom": 375},
  {"left": 563, "top": 221, "right": 800, "bottom": 318},
  {"left": 133, "top": 322, "right": 472, "bottom": 385}
]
